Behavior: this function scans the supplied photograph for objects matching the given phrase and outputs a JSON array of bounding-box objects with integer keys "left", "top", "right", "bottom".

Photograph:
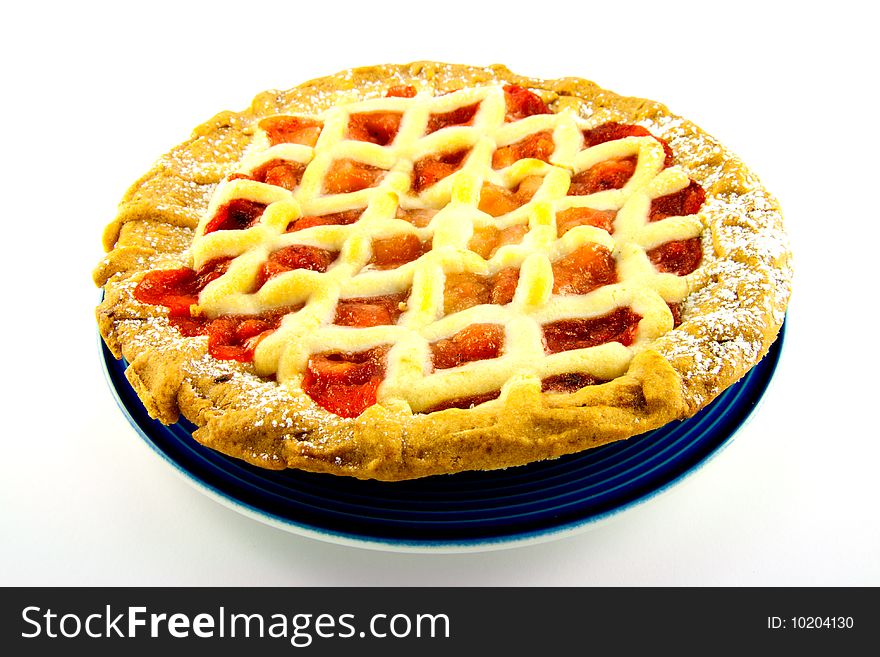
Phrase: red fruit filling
[
  {"left": 411, "top": 148, "right": 470, "bottom": 192},
  {"left": 583, "top": 122, "right": 673, "bottom": 167},
  {"left": 649, "top": 180, "right": 706, "bottom": 221},
  {"left": 203, "top": 199, "right": 267, "bottom": 234},
  {"left": 426, "top": 102, "right": 480, "bottom": 134},
  {"left": 556, "top": 207, "right": 616, "bottom": 236},
  {"left": 468, "top": 223, "right": 528, "bottom": 259},
  {"left": 568, "top": 158, "right": 637, "bottom": 196},
  {"left": 478, "top": 176, "right": 542, "bottom": 216},
  {"left": 552, "top": 244, "right": 617, "bottom": 295},
  {"left": 334, "top": 292, "right": 409, "bottom": 327},
  {"left": 323, "top": 159, "right": 385, "bottom": 194},
  {"left": 369, "top": 234, "right": 431, "bottom": 269},
  {"left": 443, "top": 269, "right": 519, "bottom": 315},
  {"left": 134, "top": 258, "right": 232, "bottom": 317},
  {"left": 543, "top": 308, "right": 642, "bottom": 354},
  {"left": 503, "top": 85, "right": 551, "bottom": 121},
  {"left": 206, "top": 310, "right": 288, "bottom": 362},
  {"left": 249, "top": 160, "right": 306, "bottom": 191},
  {"left": 647, "top": 238, "right": 702, "bottom": 276},
  {"left": 134, "top": 259, "right": 295, "bottom": 362},
  {"left": 431, "top": 324, "right": 505, "bottom": 370},
  {"left": 492, "top": 131, "right": 555, "bottom": 169},
  {"left": 254, "top": 245, "right": 337, "bottom": 290},
  {"left": 259, "top": 116, "right": 323, "bottom": 147},
  {"left": 348, "top": 111, "right": 403, "bottom": 146},
  {"left": 302, "top": 347, "right": 388, "bottom": 418},
  {"left": 285, "top": 209, "right": 364, "bottom": 232}
]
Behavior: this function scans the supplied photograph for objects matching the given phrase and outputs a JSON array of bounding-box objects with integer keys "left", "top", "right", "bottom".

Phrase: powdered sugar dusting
[
  {"left": 654, "top": 186, "right": 791, "bottom": 408},
  {"left": 181, "top": 351, "right": 348, "bottom": 446}
]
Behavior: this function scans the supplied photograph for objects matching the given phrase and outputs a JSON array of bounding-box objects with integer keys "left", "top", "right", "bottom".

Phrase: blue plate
[{"left": 100, "top": 323, "right": 784, "bottom": 551}]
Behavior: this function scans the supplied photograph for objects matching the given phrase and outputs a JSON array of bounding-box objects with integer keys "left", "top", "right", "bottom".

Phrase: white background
[{"left": 2, "top": 0, "right": 877, "bottom": 585}]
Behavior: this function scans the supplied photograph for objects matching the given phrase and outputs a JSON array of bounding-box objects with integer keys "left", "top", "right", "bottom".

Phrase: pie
[{"left": 94, "top": 62, "right": 792, "bottom": 481}]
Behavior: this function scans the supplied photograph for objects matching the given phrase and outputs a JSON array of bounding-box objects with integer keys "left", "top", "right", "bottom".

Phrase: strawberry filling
[
  {"left": 552, "top": 244, "right": 617, "bottom": 295},
  {"left": 134, "top": 258, "right": 232, "bottom": 317},
  {"left": 556, "top": 207, "right": 616, "bottom": 236},
  {"left": 468, "top": 223, "right": 528, "bottom": 259},
  {"left": 135, "top": 261, "right": 291, "bottom": 362},
  {"left": 583, "top": 122, "right": 673, "bottom": 167},
  {"left": 543, "top": 308, "right": 642, "bottom": 354},
  {"left": 649, "top": 180, "right": 706, "bottom": 221},
  {"left": 285, "top": 209, "right": 364, "bottom": 232},
  {"left": 478, "top": 176, "right": 542, "bottom": 216},
  {"left": 492, "top": 131, "right": 555, "bottom": 169},
  {"left": 648, "top": 238, "right": 702, "bottom": 276},
  {"left": 503, "top": 85, "right": 551, "bottom": 121},
  {"left": 254, "top": 245, "right": 337, "bottom": 290},
  {"left": 369, "top": 234, "right": 431, "bottom": 269},
  {"left": 568, "top": 157, "right": 637, "bottom": 196},
  {"left": 134, "top": 269, "right": 201, "bottom": 318},
  {"left": 431, "top": 324, "right": 504, "bottom": 369},
  {"left": 259, "top": 116, "right": 323, "bottom": 147},
  {"left": 248, "top": 160, "right": 306, "bottom": 191},
  {"left": 203, "top": 199, "right": 267, "bottom": 234},
  {"left": 323, "top": 159, "right": 385, "bottom": 194},
  {"left": 348, "top": 112, "right": 403, "bottom": 146},
  {"left": 490, "top": 268, "right": 520, "bottom": 305},
  {"left": 443, "top": 269, "right": 519, "bottom": 315},
  {"left": 334, "top": 292, "right": 409, "bottom": 327},
  {"left": 206, "top": 311, "right": 288, "bottom": 362},
  {"left": 227, "top": 160, "right": 305, "bottom": 192},
  {"left": 426, "top": 102, "right": 480, "bottom": 134},
  {"left": 411, "top": 148, "right": 470, "bottom": 192},
  {"left": 302, "top": 347, "right": 388, "bottom": 418}
]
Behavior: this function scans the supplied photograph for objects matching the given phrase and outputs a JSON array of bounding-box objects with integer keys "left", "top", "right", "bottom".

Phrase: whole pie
[{"left": 94, "top": 62, "right": 791, "bottom": 480}]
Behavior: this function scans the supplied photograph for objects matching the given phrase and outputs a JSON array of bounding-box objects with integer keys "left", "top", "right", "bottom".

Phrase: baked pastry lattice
[{"left": 94, "top": 63, "right": 791, "bottom": 480}]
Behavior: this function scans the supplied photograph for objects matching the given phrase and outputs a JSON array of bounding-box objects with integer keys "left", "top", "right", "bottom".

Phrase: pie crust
[{"left": 94, "top": 62, "right": 792, "bottom": 481}]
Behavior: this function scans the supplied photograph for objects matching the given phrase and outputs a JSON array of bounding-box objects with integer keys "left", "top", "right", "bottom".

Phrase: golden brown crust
[{"left": 94, "top": 62, "right": 791, "bottom": 480}]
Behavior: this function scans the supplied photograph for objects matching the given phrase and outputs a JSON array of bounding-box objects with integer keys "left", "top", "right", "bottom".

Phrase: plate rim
[{"left": 98, "top": 324, "right": 785, "bottom": 553}]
